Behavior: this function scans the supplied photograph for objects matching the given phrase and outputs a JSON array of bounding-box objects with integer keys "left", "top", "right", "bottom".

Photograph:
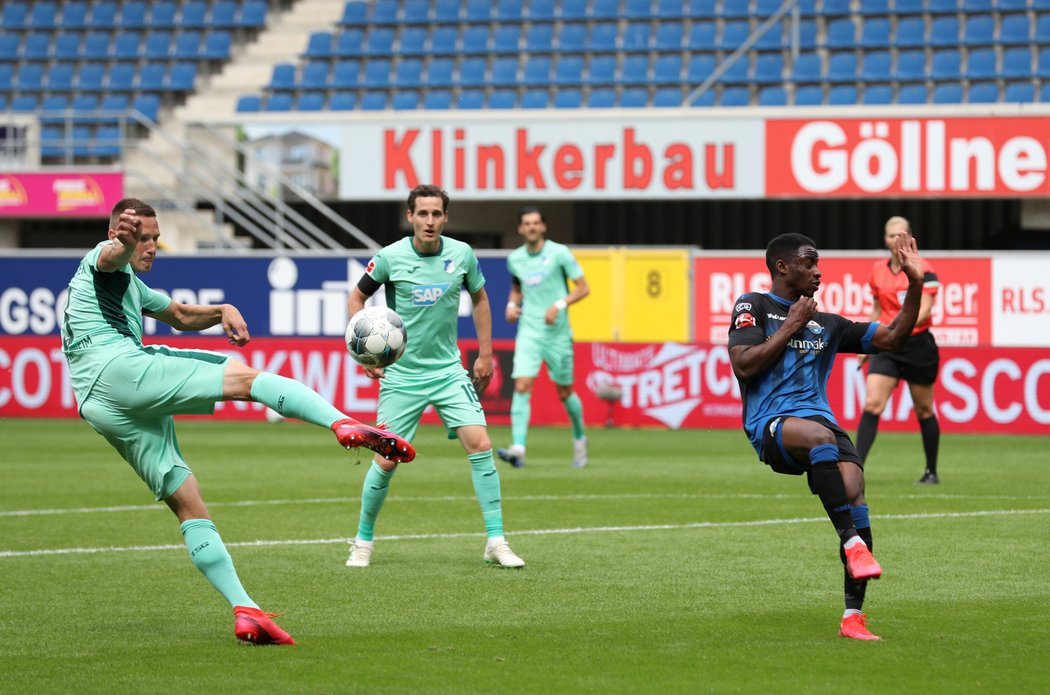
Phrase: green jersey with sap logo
[{"left": 364, "top": 235, "right": 485, "bottom": 378}]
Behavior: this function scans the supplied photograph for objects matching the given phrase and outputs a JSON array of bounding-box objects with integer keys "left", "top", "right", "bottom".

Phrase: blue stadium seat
[
  {"left": 151, "top": 1, "right": 178, "bottom": 28},
  {"left": 1000, "top": 15, "right": 1031, "bottom": 45},
  {"left": 526, "top": 24, "right": 553, "bottom": 52},
  {"left": 522, "top": 89, "right": 549, "bottom": 108},
  {"left": 139, "top": 62, "right": 168, "bottom": 91},
  {"left": 265, "top": 93, "right": 293, "bottom": 111},
  {"left": 930, "top": 49, "right": 962, "bottom": 79},
  {"left": 493, "top": 26, "right": 521, "bottom": 53},
  {"left": 335, "top": 29, "right": 365, "bottom": 56},
  {"left": 895, "top": 50, "right": 926, "bottom": 81},
  {"left": 202, "top": 31, "right": 232, "bottom": 60},
  {"left": 932, "top": 83, "right": 963, "bottom": 104},
  {"left": 10, "top": 94, "right": 39, "bottom": 112},
  {"left": 620, "top": 88, "right": 649, "bottom": 107},
  {"left": 861, "top": 51, "right": 890, "bottom": 82},
  {"left": 458, "top": 57, "right": 486, "bottom": 86},
  {"left": 688, "top": 22, "right": 716, "bottom": 50},
  {"left": 40, "top": 95, "right": 69, "bottom": 123},
  {"left": 0, "top": 65, "right": 15, "bottom": 91},
  {"left": 181, "top": 1, "right": 209, "bottom": 29},
  {"left": 623, "top": 23, "right": 651, "bottom": 52},
  {"left": 111, "top": 32, "right": 139, "bottom": 59},
  {"left": 1041, "top": 83, "right": 1050, "bottom": 104},
  {"left": 1036, "top": 15, "right": 1050, "bottom": 44},
  {"left": 791, "top": 53, "right": 821, "bottom": 82},
  {"left": 395, "top": 59, "right": 423, "bottom": 87},
  {"left": 363, "top": 59, "right": 391, "bottom": 86},
  {"left": 555, "top": 55, "right": 585, "bottom": 84},
  {"left": 269, "top": 63, "right": 296, "bottom": 90},
  {"left": 496, "top": 0, "right": 523, "bottom": 21},
  {"left": 559, "top": 23, "right": 586, "bottom": 52},
  {"left": 1, "top": 2, "right": 28, "bottom": 29},
  {"left": 15, "top": 64, "right": 44, "bottom": 91},
  {"left": 588, "top": 55, "right": 616, "bottom": 83},
  {"left": 686, "top": 0, "right": 716, "bottom": 18},
  {"left": 588, "top": 88, "right": 616, "bottom": 107},
  {"left": 999, "top": 0, "right": 1030, "bottom": 9},
  {"left": 80, "top": 32, "right": 108, "bottom": 60},
  {"left": 895, "top": 17, "right": 926, "bottom": 48},
  {"left": 622, "top": 55, "right": 650, "bottom": 84},
  {"left": 0, "top": 32, "right": 19, "bottom": 57},
  {"left": 719, "top": 21, "right": 749, "bottom": 50},
  {"left": 689, "top": 89, "right": 716, "bottom": 106},
  {"left": 860, "top": 19, "right": 890, "bottom": 49},
  {"left": 720, "top": 87, "right": 750, "bottom": 106},
  {"left": 758, "top": 86, "right": 787, "bottom": 106},
  {"left": 77, "top": 63, "right": 105, "bottom": 91},
  {"left": 824, "top": 18, "right": 856, "bottom": 49},
  {"left": 169, "top": 62, "right": 196, "bottom": 91},
  {"left": 687, "top": 54, "right": 715, "bottom": 82},
  {"left": 654, "top": 55, "right": 683, "bottom": 83},
  {"left": 46, "top": 63, "right": 75, "bottom": 91},
  {"left": 427, "top": 58, "right": 454, "bottom": 86},
  {"left": 754, "top": 21, "right": 784, "bottom": 51},
  {"left": 132, "top": 93, "right": 159, "bottom": 122},
  {"left": 1003, "top": 82, "right": 1034, "bottom": 103},
  {"left": 465, "top": 0, "right": 491, "bottom": 21},
  {"left": 753, "top": 54, "right": 783, "bottom": 83},
  {"left": 40, "top": 125, "right": 66, "bottom": 158},
  {"left": 430, "top": 0, "right": 457, "bottom": 22},
  {"left": 961, "top": 0, "right": 993, "bottom": 9},
  {"left": 968, "top": 82, "right": 998, "bottom": 103},
  {"left": 593, "top": 0, "right": 621, "bottom": 19},
  {"left": 70, "top": 94, "right": 99, "bottom": 121},
  {"left": 858, "top": 0, "right": 890, "bottom": 14},
  {"left": 967, "top": 49, "right": 997, "bottom": 79},
  {"left": 297, "top": 93, "right": 325, "bottom": 111},
  {"left": 462, "top": 26, "right": 490, "bottom": 54},
  {"left": 392, "top": 92, "right": 419, "bottom": 110},
  {"left": 93, "top": 125, "right": 123, "bottom": 158},
  {"left": 653, "top": 87, "right": 682, "bottom": 107},
  {"left": 491, "top": 57, "right": 519, "bottom": 85},
  {"left": 107, "top": 64, "right": 136, "bottom": 91},
  {"left": 863, "top": 85, "right": 893, "bottom": 105},
  {"left": 173, "top": 32, "right": 202, "bottom": 60},
  {"left": 826, "top": 53, "right": 857, "bottom": 82},
  {"left": 29, "top": 1, "right": 57, "bottom": 28},
  {"left": 341, "top": 2, "right": 367, "bottom": 25},
  {"left": 657, "top": 0, "right": 686, "bottom": 18},
  {"left": 51, "top": 32, "right": 79, "bottom": 60},
  {"left": 60, "top": 2, "right": 89, "bottom": 29},
  {"left": 561, "top": 0, "right": 588, "bottom": 20},
  {"left": 927, "top": 0, "right": 958, "bottom": 12},
  {"left": 1002, "top": 48, "right": 1032, "bottom": 79},
  {"left": 23, "top": 32, "right": 51, "bottom": 60},
  {"left": 328, "top": 91, "right": 356, "bottom": 110},
  {"left": 430, "top": 27, "right": 457, "bottom": 54},
  {"left": 143, "top": 31, "right": 172, "bottom": 60},
  {"left": 300, "top": 61, "right": 330, "bottom": 90},
  {"left": 399, "top": 27, "right": 430, "bottom": 55},
  {"left": 827, "top": 85, "right": 858, "bottom": 105},
  {"left": 373, "top": 0, "right": 399, "bottom": 23},
  {"left": 626, "top": 0, "right": 654, "bottom": 18},
  {"left": 820, "top": 0, "right": 851, "bottom": 15},
  {"left": 238, "top": 1, "right": 267, "bottom": 29},
  {"left": 330, "top": 60, "right": 360, "bottom": 88},
  {"left": 95, "top": 94, "right": 127, "bottom": 124},
  {"left": 488, "top": 89, "right": 516, "bottom": 108},
  {"left": 86, "top": 2, "right": 116, "bottom": 29},
  {"left": 1037, "top": 48, "right": 1050, "bottom": 78},
  {"left": 457, "top": 90, "right": 484, "bottom": 108},
  {"left": 530, "top": 0, "right": 557, "bottom": 21},
  {"left": 720, "top": 55, "right": 750, "bottom": 83},
  {"left": 424, "top": 90, "right": 453, "bottom": 109},
  {"left": 524, "top": 56, "right": 552, "bottom": 84},
  {"left": 212, "top": 1, "right": 238, "bottom": 27},
  {"left": 361, "top": 91, "right": 388, "bottom": 110},
  {"left": 367, "top": 28, "right": 395, "bottom": 55},
  {"left": 722, "top": 0, "right": 751, "bottom": 18},
  {"left": 964, "top": 15, "right": 995, "bottom": 45},
  {"left": 930, "top": 17, "right": 961, "bottom": 47},
  {"left": 590, "top": 23, "right": 618, "bottom": 52},
  {"left": 794, "top": 85, "right": 823, "bottom": 105},
  {"left": 655, "top": 23, "right": 684, "bottom": 51},
  {"left": 305, "top": 32, "right": 333, "bottom": 58}
]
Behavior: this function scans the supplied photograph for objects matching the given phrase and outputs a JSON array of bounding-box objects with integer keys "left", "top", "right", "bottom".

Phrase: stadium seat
[
  {"left": 1037, "top": 48, "right": 1050, "bottom": 78},
  {"left": 212, "top": 1, "right": 238, "bottom": 27},
  {"left": 720, "top": 56, "right": 750, "bottom": 84},
  {"left": 491, "top": 57, "right": 519, "bottom": 85},
  {"left": 933, "top": 83, "right": 963, "bottom": 104},
  {"left": 623, "top": 23, "right": 651, "bottom": 52},
  {"left": 593, "top": 0, "right": 621, "bottom": 19},
  {"left": 560, "top": 23, "right": 586, "bottom": 52},
  {"left": 720, "top": 21, "right": 750, "bottom": 50},
  {"left": 132, "top": 94, "right": 159, "bottom": 122},
  {"left": 526, "top": 25, "right": 553, "bottom": 52},
  {"left": 23, "top": 32, "right": 51, "bottom": 60},
  {"left": 657, "top": 0, "right": 686, "bottom": 18},
  {"left": 76, "top": 64, "right": 105, "bottom": 91},
  {"left": 895, "top": 17, "right": 926, "bottom": 48},
  {"left": 590, "top": 23, "right": 618, "bottom": 52},
  {"left": 858, "top": 0, "right": 890, "bottom": 14},
  {"left": 825, "top": 18, "right": 856, "bottom": 49},
  {"left": 398, "top": 27, "right": 427, "bottom": 55},
  {"left": 10, "top": 94, "right": 39, "bottom": 112},
  {"left": 488, "top": 89, "right": 516, "bottom": 108},
  {"left": 151, "top": 1, "right": 177, "bottom": 28},
  {"left": 862, "top": 52, "right": 890, "bottom": 82},
  {"left": 1036, "top": 16, "right": 1050, "bottom": 43},
  {"left": 202, "top": 31, "right": 232, "bottom": 60},
  {"left": 689, "top": 89, "right": 716, "bottom": 107},
  {"left": 395, "top": 59, "right": 424, "bottom": 87},
  {"left": 492, "top": 26, "right": 521, "bottom": 54},
  {"left": 553, "top": 88, "right": 583, "bottom": 108},
  {"left": 341, "top": 2, "right": 367, "bottom": 25},
  {"left": 828, "top": 85, "right": 858, "bottom": 105},
  {"left": 587, "top": 88, "right": 616, "bottom": 107},
  {"left": 96, "top": 95, "right": 129, "bottom": 124},
  {"left": 458, "top": 57, "right": 486, "bottom": 86},
  {"left": 392, "top": 92, "right": 419, "bottom": 110},
  {"left": 402, "top": 0, "right": 429, "bottom": 22},
  {"left": 966, "top": 49, "right": 997, "bottom": 80},
  {"left": 46, "top": 63, "right": 74, "bottom": 91},
  {"left": 269, "top": 64, "right": 296, "bottom": 91},
  {"left": 964, "top": 15, "right": 995, "bottom": 45},
  {"left": 521, "top": 89, "right": 549, "bottom": 108},
  {"left": 363, "top": 59, "right": 392, "bottom": 87},
  {"left": 265, "top": 93, "right": 293, "bottom": 111},
  {"left": 496, "top": 0, "right": 523, "bottom": 21},
  {"left": 462, "top": 26, "right": 489, "bottom": 54},
  {"left": 1000, "top": 15, "right": 1031, "bottom": 45},
  {"left": 791, "top": 53, "right": 821, "bottom": 82},
  {"left": 621, "top": 55, "right": 650, "bottom": 84},
  {"left": 118, "top": 0, "right": 146, "bottom": 26},
  {"left": 168, "top": 62, "right": 197, "bottom": 92},
  {"left": 361, "top": 91, "right": 388, "bottom": 110},
  {"left": 1042, "top": 83, "right": 1050, "bottom": 103},
  {"left": 427, "top": 58, "right": 454, "bottom": 86},
  {"left": 794, "top": 85, "right": 823, "bottom": 105},
  {"left": 331, "top": 60, "right": 360, "bottom": 88},
  {"left": 0, "top": 65, "right": 16, "bottom": 92},
  {"left": 236, "top": 94, "right": 261, "bottom": 112},
  {"left": 0, "top": 32, "right": 19, "bottom": 57},
  {"left": 238, "top": 1, "right": 267, "bottom": 29},
  {"left": 87, "top": 2, "right": 116, "bottom": 29},
  {"left": 15, "top": 64, "right": 44, "bottom": 91},
  {"left": 686, "top": 0, "right": 717, "bottom": 18},
  {"left": 620, "top": 88, "right": 649, "bottom": 107},
  {"left": 895, "top": 50, "right": 926, "bottom": 81},
  {"left": 430, "top": 27, "right": 456, "bottom": 54},
  {"left": 555, "top": 55, "right": 585, "bottom": 84},
  {"left": 0, "top": 2, "right": 28, "bottom": 29},
  {"left": 366, "top": 28, "right": 395, "bottom": 55},
  {"left": 930, "top": 17, "right": 961, "bottom": 47},
  {"left": 60, "top": 2, "right": 89, "bottom": 29},
  {"left": 927, "top": 0, "right": 958, "bottom": 12},
  {"left": 961, "top": 0, "right": 993, "bottom": 9},
  {"left": 863, "top": 85, "right": 893, "bottom": 105},
  {"left": 820, "top": 0, "right": 851, "bottom": 15},
  {"left": 40, "top": 95, "right": 69, "bottom": 123},
  {"left": 999, "top": 0, "right": 1030, "bottom": 9},
  {"left": 562, "top": 0, "right": 588, "bottom": 20},
  {"left": 182, "top": 1, "right": 209, "bottom": 29},
  {"left": 1002, "top": 48, "right": 1032, "bottom": 79},
  {"left": 142, "top": 31, "right": 173, "bottom": 60},
  {"left": 758, "top": 86, "right": 787, "bottom": 106},
  {"left": 968, "top": 82, "right": 998, "bottom": 103},
  {"left": 108, "top": 64, "right": 136, "bottom": 91},
  {"left": 753, "top": 54, "right": 784, "bottom": 83},
  {"left": 860, "top": 19, "right": 890, "bottom": 49},
  {"left": 1004, "top": 82, "right": 1034, "bottom": 103},
  {"left": 67, "top": 94, "right": 98, "bottom": 125},
  {"left": 721, "top": 0, "right": 750, "bottom": 18},
  {"left": 173, "top": 32, "right": 202, "bottom": 60},
  {"left": 588, "top": 55, "right": 616, "bottom": 84},
  {"left": 457, "top": 89, "right": 484, "bottom": 108},
  {"left": 754, "top": 21, "right": 784, "bottom": 51},
  {"left": 826, "top": 53, "right": 858, "bottom": 82},
  {"left": 465, "top": 0, "right": 491, "bottom": 21},
  {"left": 110, "top": 32, "right": 139, "bottom": 60},
  {"left": 53, "top": 32, "right": 80, "bottom": 60},
  {"left": 655, "top": 22, "right": 684, "bottom": 50},
  {"left": 653, "top": 87, "right": 682, "bottom": 107},
  {"left": 29, "top": 1, "right": 57, "bottom": 28},
  {"left": 373, "top": 0, "right": 400, "bottom": 23},
  {"left": 305, "top": 32, "right": 333, "bottom": 58},
  {"left": 93, "top": 126, "right": 122, "bottom": 158},
  {"left": 688, "top": 22, "right": 716, "bottom": 50},
  {"left": 530, "top": 0, "right": 557, "bottom": 21},
  {"left": 297, "top": 93, "right": 325, "bottom": 111},
  {"left": 654, "top": 55, "right": 683, "bottom": 83},
  {"left": 687, "top": 54, "right": 716, "bottom": 82},
  {"left": 424, "top": 90, "right": 453, "bottom": 109},
  {"left": 328, "top": 91, "right": 356, "bottom": 110},
  {"left": 930, "top": 49, "right": 962, "bottom": 80},
  {"left": 720, "top": 87, "right": 751, "bottom": 106}
]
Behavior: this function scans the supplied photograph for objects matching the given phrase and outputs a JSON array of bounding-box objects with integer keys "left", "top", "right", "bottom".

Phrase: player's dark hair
[
  {"left": 109, "top": 198, "right": 156, "bottom": 227},
  {"left": 765, "top": 233, "right": 817, "bottom": 274},
  {"left": 407, "top": 184, "right": 450, "bottom": 213},
  {"left": 518, "top": 206, "right": 545, "bottom": 224}
]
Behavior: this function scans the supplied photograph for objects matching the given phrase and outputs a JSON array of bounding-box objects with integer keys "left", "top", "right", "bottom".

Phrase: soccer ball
[{"left": 345, "top": 306, "right": 407, "bottom": 369}]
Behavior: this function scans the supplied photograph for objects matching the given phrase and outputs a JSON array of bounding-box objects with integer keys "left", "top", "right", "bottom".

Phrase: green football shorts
[
  {"left": 377, "top": 367, "right": 487, "bottom": 442},
  {"left": 78, "top": 344, "right": 228, "bottom": 500},
  {"left": 511, "top": 331, "right": 576, "bottom": 385}
]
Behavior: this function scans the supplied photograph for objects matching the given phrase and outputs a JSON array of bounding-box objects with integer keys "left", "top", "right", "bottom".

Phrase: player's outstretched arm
[
  {"left": 151, "top": 302, "right": 251, "bottom": 346},
  {"left": 470, "top": 287, "right": 494, "bottom": 392},
  {"left": 871, "top": 232, "right": 924, "bottom": 352},
  {"left": 729, "top": 297, "right": 817, "bottom": 382},
  {"left": 97, "top": 210, "right": 141, "bottom": 272}
]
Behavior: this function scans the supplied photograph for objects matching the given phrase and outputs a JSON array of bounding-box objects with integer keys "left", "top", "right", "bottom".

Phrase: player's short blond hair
[{"left": 884, "top": 216, "right": 911, "bottom": 233}]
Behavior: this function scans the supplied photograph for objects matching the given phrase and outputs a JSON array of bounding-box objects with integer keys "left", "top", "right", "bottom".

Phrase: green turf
[{"left": 1, "top": 419, "right": 1047, "bottom": 693}]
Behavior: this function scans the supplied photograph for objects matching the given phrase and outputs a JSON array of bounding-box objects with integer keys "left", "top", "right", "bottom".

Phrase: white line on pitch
[{"left": 1, "top": 508, "right": 1046, "bottom": 559}]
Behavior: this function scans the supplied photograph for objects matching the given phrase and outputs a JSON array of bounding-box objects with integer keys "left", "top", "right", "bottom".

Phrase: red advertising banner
[
  {"left": 693, "top": 254, "right": 992, "bottom": 347},
  {"left": 766, "top": 117, "right": 1050, "bottom": 197},
  {"left": 0, "top": 172, "right": 123, "bottom": 217},
  {"left": 3, "top": 336, "right": 1047, "bottom": 434}
]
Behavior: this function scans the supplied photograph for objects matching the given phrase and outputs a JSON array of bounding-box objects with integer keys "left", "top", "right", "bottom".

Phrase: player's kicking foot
[
  {"left": 233, "top": 606, "right": 296, "bottom": 645},
  {"left": 572, "top": 436, "right": 588, "bottom": 468},
  {"left": 345, "top": 539, "right": 374, "bottom": 567},
  {"left": 496, "top": 444, "right": 526, "bottom": 468},
  {"left": 331, "top": 418, "right": 415, "bottom": 463},
  {"left": 843, "top": 540, "right": 882, "bottom": 580},
  {"left": 839, "top": 612, "right": 881, "bottom": 641},
  {"left": 917, "top": 469, "right": 940, "bottom": 484},
  {"left": 483, "top": 538, "right": 525, "bottom": 568}
]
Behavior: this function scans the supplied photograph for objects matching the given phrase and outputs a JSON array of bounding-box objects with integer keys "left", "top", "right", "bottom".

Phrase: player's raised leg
[{"left": 836, "top": 462, "right": 880, "bottom": 641}]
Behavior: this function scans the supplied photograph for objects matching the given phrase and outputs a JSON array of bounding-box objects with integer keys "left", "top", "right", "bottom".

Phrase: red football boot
[
  {"left": 839, "top": 612, "right": 881, "bottom": 641},
  {"left": 234, "top": 606, "right": 296, "bottom": 646},
  {"left": 844, "top": 541, "right": 882, "bottom": 581},
  {"left": 331, "top": 418, "right": 415, "bottom": 463}
]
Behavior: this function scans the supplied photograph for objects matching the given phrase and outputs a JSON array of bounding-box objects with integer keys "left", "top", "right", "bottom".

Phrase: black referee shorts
[{"left": 868, "top": 330, "right": 940, "bottom": 385}]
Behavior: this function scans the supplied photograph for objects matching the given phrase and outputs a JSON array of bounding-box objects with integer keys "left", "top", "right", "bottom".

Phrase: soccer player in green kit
[
  {"left": 61, "top": 199, "right": 414, "bottom": 645},
  {"left": 497, "top": 207, "right": 590, "bottom": 469},
  {"left": 345, "top": 184, "right": 524, "bottom": 569}
]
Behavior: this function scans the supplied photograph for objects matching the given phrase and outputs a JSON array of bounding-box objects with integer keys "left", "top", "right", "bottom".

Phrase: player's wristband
[
  {"left": 554, "top": 299, "right": 568, "bottom": 311},
  {"left": 506, "top": 302, "right": 519, "bottom": 311}
]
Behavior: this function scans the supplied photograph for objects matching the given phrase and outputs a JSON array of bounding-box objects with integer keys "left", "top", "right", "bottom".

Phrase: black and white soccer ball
[{"left": 345, "top": 306, "right": 407, "bottom": 369}]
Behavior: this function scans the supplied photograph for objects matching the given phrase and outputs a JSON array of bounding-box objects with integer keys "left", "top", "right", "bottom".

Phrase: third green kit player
[
  {"left": 497, "top": 207, "right": 590, "bottom": 469},
  {"left": 345, "top": 184, "right": 524, "bottom": 569}
]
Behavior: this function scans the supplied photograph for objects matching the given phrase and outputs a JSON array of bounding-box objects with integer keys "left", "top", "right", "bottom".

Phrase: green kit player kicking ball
[
  {"left": 345, "top": 184, "right": 524, "bottom": 569},
  {"left": 497, "top": 206, "right": 590, "bottom": 469},
  {"left": 61, "top": 199, "right": 414, "bottom": 645}
]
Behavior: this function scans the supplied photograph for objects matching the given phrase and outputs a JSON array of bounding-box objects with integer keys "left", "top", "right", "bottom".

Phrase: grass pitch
[{"left": 1, "top": 419, "right": 1047, "bottom": 693}]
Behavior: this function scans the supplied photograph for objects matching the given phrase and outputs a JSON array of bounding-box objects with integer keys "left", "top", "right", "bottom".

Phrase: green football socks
[
  {"left": 356, "top": 461, "right": 394, "bottom": 542},
  {"left": 249, "top": 372, "right": 345, "bottom": 428},
  {"left": 563, "top": 392, "right": 586, "bottom": 439},
  {"left": 180, "top": 519, "right": 257, "bottom": 608},
  {"left": 469, "top": 451, "right": 504, "bottom": 538},
  {"left": 510, "top": 391, "right": 531, "bottom": 447}
]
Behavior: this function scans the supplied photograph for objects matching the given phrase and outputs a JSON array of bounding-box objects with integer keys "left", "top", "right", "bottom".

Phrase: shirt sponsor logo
[
  {"left": 412, "top": 283, "right": 451, "bottom": 305},
  {"left": 524, "top": 271, "right": 546, "bottom": 288},
  {"left": 787, "top": 337, "right": 827, "bottom": 352}
]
